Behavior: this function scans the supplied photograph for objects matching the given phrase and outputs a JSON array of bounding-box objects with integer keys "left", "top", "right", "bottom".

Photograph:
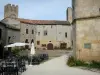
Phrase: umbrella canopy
[
  {"left": 4, "top": 42, "right": 30, "bottom": 48},
  {"left": 30, "top": 42, "right": 35, "bottom": 55}
]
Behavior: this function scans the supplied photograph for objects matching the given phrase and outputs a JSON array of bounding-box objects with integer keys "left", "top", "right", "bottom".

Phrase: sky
[{"left": 0, "top": 0, "right": 72, "bottom": 20}]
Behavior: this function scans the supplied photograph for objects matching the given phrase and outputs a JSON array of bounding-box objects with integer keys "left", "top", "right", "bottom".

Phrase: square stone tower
[
  {"left": 4, "top": 4, "right": 18, "bottom": 18},
  {"left": 72, "top": 0, "right": 100, "bottom": 61}
]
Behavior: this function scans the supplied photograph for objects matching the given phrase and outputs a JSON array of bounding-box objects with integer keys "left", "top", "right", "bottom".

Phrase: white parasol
[
  {"left": 29, "top": 42, "right": 35, "bottom": 66},
  {"left": 4, "top": 42, "right": 30, "bottom": 48},
  {"left": 30, "top": 43, "right": 35, "bottom": 55}
]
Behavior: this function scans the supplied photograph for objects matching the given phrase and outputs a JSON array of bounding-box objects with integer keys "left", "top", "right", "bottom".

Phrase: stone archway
[{"left": 47, "top": 43, "right": 53, "bottom": 50}]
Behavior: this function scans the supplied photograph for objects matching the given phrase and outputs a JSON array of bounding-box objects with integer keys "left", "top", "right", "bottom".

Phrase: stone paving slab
[{"left": 22, "top": 55, "right": 100, "bottom": 75}]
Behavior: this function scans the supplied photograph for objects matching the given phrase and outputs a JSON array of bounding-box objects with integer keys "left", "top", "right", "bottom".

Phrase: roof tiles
[{"left": 18, "top": 18, "right": 70, "bottom": 25}]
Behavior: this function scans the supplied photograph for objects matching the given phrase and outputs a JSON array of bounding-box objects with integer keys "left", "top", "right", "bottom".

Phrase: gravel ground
[{"left": 22, "top": 55, "right": 100, "bottom": 75}]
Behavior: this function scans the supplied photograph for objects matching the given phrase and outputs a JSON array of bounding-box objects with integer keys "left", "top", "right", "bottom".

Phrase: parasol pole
[{"left": 31, "top": 54, "right": 32, "bottom": 65}]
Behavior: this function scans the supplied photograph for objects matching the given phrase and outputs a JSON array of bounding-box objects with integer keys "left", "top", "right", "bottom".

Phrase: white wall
[{"left": 36, "top": 24, "right": 72, "bottom": 48}]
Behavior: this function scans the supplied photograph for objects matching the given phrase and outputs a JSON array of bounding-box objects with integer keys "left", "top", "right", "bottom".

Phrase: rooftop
[{"left": 18, "top": 18, "right": 70, "bottom": 25}]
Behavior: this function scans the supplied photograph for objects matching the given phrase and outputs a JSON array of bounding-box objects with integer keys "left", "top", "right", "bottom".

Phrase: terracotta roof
[{"left": 18, "top": 18, "right": 70, "bottom": 25}]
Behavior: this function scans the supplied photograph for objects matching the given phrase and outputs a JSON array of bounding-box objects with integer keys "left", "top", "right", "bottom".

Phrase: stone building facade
[
  {"left": 19, "top": 19, "right": 71, "bottom": 50},
  {"left": 1, "top": 4, "right": 72, "bottom": 50},
  {"left": 72, "top": 0, "right": 100, "bottom": 61},
  {"left": 0, "top": 22, "right": 20, "bottom": 45},
  {"left": 0, "top": 21, "right": 20, "bottom": 58}
]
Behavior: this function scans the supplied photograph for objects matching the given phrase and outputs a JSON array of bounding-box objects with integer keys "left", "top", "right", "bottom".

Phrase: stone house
[
  {"left": 1, "top": 4, "right": 72, "bottom": 50},
  {"left": 0, "top": 21, "right": 20, "bottom": 58}
]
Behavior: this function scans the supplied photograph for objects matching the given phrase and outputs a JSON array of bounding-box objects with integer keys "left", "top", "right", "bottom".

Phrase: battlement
[{"left": 4, "top": 4, "right": 18, "bottom": 18}]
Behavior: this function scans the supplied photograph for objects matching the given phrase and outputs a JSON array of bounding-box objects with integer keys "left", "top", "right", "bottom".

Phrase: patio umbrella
[
  {"left": 30, "top": 42, "right": 35, "bottom": 66},
  {"left": 4, "top": 42, "right": 30, "bottom": 48},
  {"left": 30, "top": 43, "right": 35, "bottom": 55}
]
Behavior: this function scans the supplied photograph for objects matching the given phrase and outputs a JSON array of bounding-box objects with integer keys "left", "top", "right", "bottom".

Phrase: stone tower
[
  {"left": 4, "top": 4, "right": 18, "bottom": 18},
  {"left": 72, "top": 0, "right": 100, "bottom": 61},
  {"left": 72, "top": 0, "right": 100, "bottom": 19}
]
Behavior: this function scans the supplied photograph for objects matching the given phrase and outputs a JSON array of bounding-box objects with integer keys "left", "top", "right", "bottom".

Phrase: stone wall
[
  {"left": 73, "top": 0, "right": 100, "bottom": 19},
  {"left": 4, "top": 4, "right": 18, "bottom": 18},
  {"left": 20, "top": 23, "right": 72, "bottom": 49},
  {"left": 75, "top": 18, "right": 100, "bottom": 61},
  {"left": 2, "top": 18, "right": 20, "bottom": 29},
  {"left": 0, "top": 23, "right": 6, "bottom": 45},
  {"left": 36, "top": 24, "right": 72, "bottom": 49},
  {"left": 20, "top": 23, "right": 35, "bottom": 45},
  {"left": 6, "top": 28, "right": 20, "bottom": 44}
]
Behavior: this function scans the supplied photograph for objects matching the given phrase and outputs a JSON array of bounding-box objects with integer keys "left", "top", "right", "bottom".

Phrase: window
[
  {"left": 65, "top": 32, "right": 67, "bottom": 38},
  {"left": 32, "top": 30, "right": 34, "bottom": 34},
  {"left": 84, "top": 43, "right": 91, "bottom": 49},
  {"left": 37, "top": 41, "right": 40, "bottom": 45},
  {"left": 42, "top": 44, "right": 46, "bottom": 47},
  {"left": 44, "top": 30, "right": 47, "bottom": 36},
  {"left": 38, "top": 32, "right": 40, "bottom": 35},
  {"left": 26, "top": 29, "right": 28, "bottom": 34},
  {"left": 25, "top": 39, "right": 28, "bottom": 43},
  {"left": 31, "top": 39, "right": 34, "bottom": 43},
  {"left": 60, "top": 43, "right": 67, "bottom": 49}
]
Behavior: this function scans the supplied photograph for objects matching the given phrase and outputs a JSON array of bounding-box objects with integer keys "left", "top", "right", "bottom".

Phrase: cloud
[{"left": 0, "top": 0, "right": 71, "bottom": 20}]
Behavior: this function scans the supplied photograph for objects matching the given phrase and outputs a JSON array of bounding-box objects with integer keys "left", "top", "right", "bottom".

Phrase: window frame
[
  {"left": 32, "top": 29, "right": 34, "bottom": 34},
  {"left": 84, "top": 43, "right": 91, "bottom": 49},
  {"left": 42, "top": 44, "right": 46, "bottom": 47},
  {"left": 44, "top": 30, "right": 47, "bottom": 36},
  {"left": 65, "top": 32, "right": 67, "bottom": 38},
  {"left": 37, "top": 41, "right": 40, "bottom": 45}
]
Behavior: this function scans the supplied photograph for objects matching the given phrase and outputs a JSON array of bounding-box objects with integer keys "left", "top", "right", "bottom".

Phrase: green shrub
[
  {"left": 88, "top": 61, "right": 100, "bottom": 69},
  {"left": 75, "top": 60, "right": 87, "bottom": 66},
  {"left": 67, "top": 56, "right": 76, "bottom": 66},
  {"left": 67, "top": 56, "right": 87, "bottom": 67},
  {"left": 11, "top": 47, "right": 21, "bottom": 56},
  {"left": 67, "top": 56, "right": 100, "bottom": 69}
]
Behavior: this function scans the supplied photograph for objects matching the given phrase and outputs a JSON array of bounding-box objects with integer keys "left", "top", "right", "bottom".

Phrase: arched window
[
  {"left": 26, "top": 29, "right": 28, "bottom": 34},
  {"left": 65, "top": 32, "right": 67, "bottom": 38},
  {"left": 32, "top": 30, "right": 34, "bottom": 34},
  {"left": 25, "top": 39, "right": 28, "bottom": 43},
  {"left": 25, "top": 39, "right": 29, "bottom": 49},
  {"left": 31, "top": 39, "right": 34, "bottom": 43}
]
